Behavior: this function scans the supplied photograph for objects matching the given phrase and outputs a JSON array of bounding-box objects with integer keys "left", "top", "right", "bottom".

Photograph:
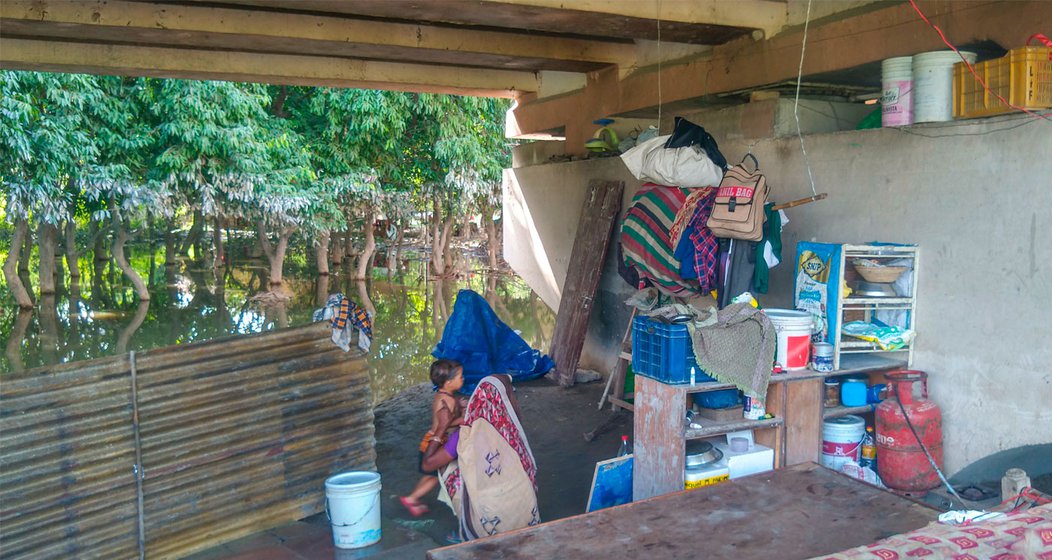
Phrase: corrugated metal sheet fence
[{"left": 1, "top": 323, "right": 375, "bottom": 559}]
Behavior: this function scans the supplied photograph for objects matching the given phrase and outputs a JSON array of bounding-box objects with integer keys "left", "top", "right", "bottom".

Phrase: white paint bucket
[
  {"left": 765, "top": 309, "right": 814, "bottom": 371},
  {"left": 912, "top": 50, "right": 977, "bottom": 122},
  {"left": 325, "top": 471, "right": 382, "bottom": 549},
  {"left": 881, "top": 56, "right": 913, "bottom": 127},
  {"left": 821, "top": 415, "right": 866, "bottom": 471}
]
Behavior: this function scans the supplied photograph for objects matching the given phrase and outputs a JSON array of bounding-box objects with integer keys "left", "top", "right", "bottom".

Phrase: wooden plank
[
  {"left": 785, "top": 377, "right": 824, "bottom": 466},
  {"left": 428, "top": 463, "right": 939, "bottom": 560},
  {"left": 548, "top": 179, "right": 624, "bottom": 386},
  {"left": 755, "top": 379, "right": 785, "bottom": 467},
  {"left": 631, "top": 375, "right": 685, "bottom": 500}
]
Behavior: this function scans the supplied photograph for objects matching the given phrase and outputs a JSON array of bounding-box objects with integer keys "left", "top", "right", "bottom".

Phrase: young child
[{"left": 399, "top": 359, "right": 465, "bottom": 517}]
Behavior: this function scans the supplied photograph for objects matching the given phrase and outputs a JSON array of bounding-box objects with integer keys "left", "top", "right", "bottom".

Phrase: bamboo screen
[{"left": 1, "top": 322, "right": 375, "bottom": 559}]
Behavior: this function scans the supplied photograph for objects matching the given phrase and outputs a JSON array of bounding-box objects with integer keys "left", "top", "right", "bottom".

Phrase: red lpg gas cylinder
[{"left": 876, "top": 370, "right": 944, "bottom": 494}]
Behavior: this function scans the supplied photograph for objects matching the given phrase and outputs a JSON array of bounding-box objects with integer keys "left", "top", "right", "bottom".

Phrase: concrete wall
[{"left": 504, "top": 113, "right": 1052, "bottom": 476}]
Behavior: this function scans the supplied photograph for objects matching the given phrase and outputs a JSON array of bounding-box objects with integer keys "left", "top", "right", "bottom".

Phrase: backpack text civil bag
[{"left": 706, "top": 154, "right": 768, "bottom": 241}]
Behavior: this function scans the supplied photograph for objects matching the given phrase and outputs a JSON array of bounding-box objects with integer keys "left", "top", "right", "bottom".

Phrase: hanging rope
[
  {"left": 656, "top": 0, "right": 663, "bottom": 127},
  {"left": 793, "top": 0, "right": 819, "bottom": 197}
]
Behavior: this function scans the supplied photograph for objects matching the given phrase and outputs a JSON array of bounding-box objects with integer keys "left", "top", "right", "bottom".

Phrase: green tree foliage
[
  {"left": 1, "top": 71, "right": 100, "bottom": 224},
  {"left": 3, "top": 70, "right": 513, "bottom": 302}
]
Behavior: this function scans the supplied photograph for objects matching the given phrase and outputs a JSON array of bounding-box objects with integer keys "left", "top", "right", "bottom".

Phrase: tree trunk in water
[
  {"left": 162, "top": 221, "right": 174, "bottom": 267},
  {"left": 38, "top": 222, "right": 58, "bottom": 295},
  {"left": 113, "top": 224, "right": 151, "bottom": 301},
  {"left": 441, "top": 216, "right": 455, "bottom": 274},
  {"left": 38, "top": 294, "right": 60, "bottom": 364},
  {"left": 271, "top": 232, "right": 290, "bottom": 286},
  {"left": 485, "top": 217, "right": 499, "bottom": 269},
  {"left": 4, "top": 309, "right": 33, "bottom": 371},
  {"left": 354, "top": 212, "right": 376, "bottom": 280},
  {"left": 19, "top": 227, "right": 32, "bottom": 276},
  {"left": 212, "top": 215, "right": 225, "bottom": 269},
  {"left": 181, "top": 209, "right": 204, "bottom": 256},
  {"left": 316, "top": 231, "right": 330, "bottom": 275},
  {"left": 3, "top": 219, "right": 35, "bottom": 309},
  {"left": 257, "top": 223, "right": 290, "bottom": 286},
  {"left": 315, "top": 275, "right": 330, "bottom": 307},
  {"left": 65, "top": 219, "right": 80, "bottom": 279},
  {"left": 329, "top": 231, "right": 343, "bottom": 266},
  {"left": 92, "top": 218, "right": 108, "bottom": 262},
  {"left": 117, "top": 300, "right": 150, "bottom": 354},
  {"left": 431, "top": 198, "right": 445, "bottom": 276}
]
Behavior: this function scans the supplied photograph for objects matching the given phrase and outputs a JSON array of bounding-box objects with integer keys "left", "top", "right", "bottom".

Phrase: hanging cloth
[{"left": 620, "top": 183, "right": 701, "bottom": 296}]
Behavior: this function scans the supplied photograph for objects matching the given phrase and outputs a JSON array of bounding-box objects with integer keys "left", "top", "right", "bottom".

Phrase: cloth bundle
[
  {"left": 313, "top": 293, "right": 373, "bottom": 352},
  {"left": 619, "top": 135, "right": 724, "bottom": 188},
  {"left": 688, "top": 303, "right": 777, "bottom": 400}
]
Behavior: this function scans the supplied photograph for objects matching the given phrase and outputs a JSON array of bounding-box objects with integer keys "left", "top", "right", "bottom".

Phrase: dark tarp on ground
[{"left": 433, "top": 289, "right": 554, "bottom": 390}]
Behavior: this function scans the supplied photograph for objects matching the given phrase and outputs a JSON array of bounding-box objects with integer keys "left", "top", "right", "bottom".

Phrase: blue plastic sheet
[{"left": 433, "top": 289, "right": 554, "bottom": 390}]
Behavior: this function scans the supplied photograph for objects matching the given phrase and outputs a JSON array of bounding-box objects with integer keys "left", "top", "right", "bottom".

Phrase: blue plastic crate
[{"left": 631, "top": 316, "right": 715, "bottom": 385}]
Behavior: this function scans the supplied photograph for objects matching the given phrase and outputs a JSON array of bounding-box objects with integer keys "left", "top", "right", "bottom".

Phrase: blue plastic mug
[{"left": 867, "top": 383, "right": 887, "bottom": 403}]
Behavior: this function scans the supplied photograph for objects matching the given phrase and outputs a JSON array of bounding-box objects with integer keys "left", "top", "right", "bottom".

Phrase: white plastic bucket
[
  {"left": 881, "top": 56, "right": 913, "bottom": 127},
  {"left": 912, "top": 50, "right": 976, "bottom": 123},
  {"left": 821, "top": 415, "right": 866, "bottom": 471},
  {"left": 325, "top": 471, "right": 382, "bottom": 549},
  {"left": 765, "top": 309, "right": 814, "bottom": 371}
]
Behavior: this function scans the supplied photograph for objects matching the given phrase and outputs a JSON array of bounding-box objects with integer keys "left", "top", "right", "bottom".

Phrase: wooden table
[{"left": 427, "top": 463, "right": 939, "bottom": 560}]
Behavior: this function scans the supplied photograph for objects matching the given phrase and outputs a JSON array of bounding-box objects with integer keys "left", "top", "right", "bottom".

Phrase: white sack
[{"left": 619, "top": 134, "right": 724, "bottom": 188}]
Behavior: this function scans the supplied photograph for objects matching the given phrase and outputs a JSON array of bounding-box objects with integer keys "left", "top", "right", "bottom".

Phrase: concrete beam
[
  {"left": 0, "top": 0, "right": 636, "bottom": 73},
  {"left": 0, "top": 38, "right": 538, "bottom": 97},
  {"left": 511, "top": 0, "right": 1052, "bottom": 150}
]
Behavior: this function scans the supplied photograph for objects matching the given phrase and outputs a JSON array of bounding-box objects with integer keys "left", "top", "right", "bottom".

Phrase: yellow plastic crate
[{"left": 953, "top": 46, "right": 1052, "bottom": 118}]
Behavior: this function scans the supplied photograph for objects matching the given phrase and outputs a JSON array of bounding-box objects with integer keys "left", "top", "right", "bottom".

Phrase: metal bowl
[
  {"left": 855, "top": 281, "right": 897, "bottom": 297},
  {"left": 685, "top": 440, "right": 723, "bottom": 467}
]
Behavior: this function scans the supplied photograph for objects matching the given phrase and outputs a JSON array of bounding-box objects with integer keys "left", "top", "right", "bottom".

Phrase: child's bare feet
[{"left": 399, "top": 496, "right": 430, "bottom": 517}]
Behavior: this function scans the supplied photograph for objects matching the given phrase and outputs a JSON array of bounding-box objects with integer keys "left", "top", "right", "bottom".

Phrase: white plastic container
[
  {"left": 765, "top": 309, "right": 814, "bottom": 371},
  {"left": 821, "top": 415, "right": 866, "bottom": 471},
  {"left": 912, "top": 50, "right": 977, "bottom": 122},
  {"left": 325, "top": 471, "right": 382, "bottom": 549},
  {"left": 881, "top": 56, "right": 914, "bottom": 127}
]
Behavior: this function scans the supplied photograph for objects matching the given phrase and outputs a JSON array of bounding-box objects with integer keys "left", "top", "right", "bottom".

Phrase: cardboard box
[{"left": 707, "top": 439, "right": 774, "bottom": 479}]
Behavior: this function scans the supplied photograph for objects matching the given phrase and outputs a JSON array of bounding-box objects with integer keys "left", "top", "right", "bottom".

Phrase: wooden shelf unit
[
  {"left": 833, "top": 244, "right": 919, "bottom": 369},
  {"left": 632, "top": 354, "right": 908, "bottom": 501}
]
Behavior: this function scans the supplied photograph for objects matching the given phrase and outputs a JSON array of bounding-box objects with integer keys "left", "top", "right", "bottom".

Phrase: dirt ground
[{"left": 372, "top": 375, "right": 634, "bottom": 548}]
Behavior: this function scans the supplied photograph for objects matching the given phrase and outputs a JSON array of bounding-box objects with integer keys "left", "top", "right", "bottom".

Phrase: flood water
[{"left": 0, "top": 243, "right": 555, "bottom": 403}]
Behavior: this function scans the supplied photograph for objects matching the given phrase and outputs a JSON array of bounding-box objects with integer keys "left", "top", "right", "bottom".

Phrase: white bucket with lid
[
  {"left": 821, "top": 415, "right": 866, "bottom": 471},
  {"left": 912, "top": 50, "right": 977, "bottom": 122},
  {"left": 881, "top": 56, "right": 913, "bottom": 127},
  {"left": 325, "top": 471, "right": 382, "bottom": 549},
  {"left": 765, "top": 309, "right": 814, "bottom": 371}
]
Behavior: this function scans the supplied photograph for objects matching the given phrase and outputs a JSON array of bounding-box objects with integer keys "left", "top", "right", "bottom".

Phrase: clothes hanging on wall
[
  {"left": 620, "top": 183, "right": 704, "bottom": 296},
  {"left": 752, "top": 203, "right": 788, "bottom": 294}
]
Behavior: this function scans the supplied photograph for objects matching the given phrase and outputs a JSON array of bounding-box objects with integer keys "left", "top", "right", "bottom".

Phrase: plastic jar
[
  {"left": 840, "top": 377, "right": 869, "bottom": 407},
  {"left": 824, "top": 379, "right": 841, "bottom": 407}
]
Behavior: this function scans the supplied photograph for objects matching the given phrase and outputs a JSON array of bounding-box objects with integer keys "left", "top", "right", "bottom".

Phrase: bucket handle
[
  {"left": 1027, "top": 33, "right": 1052, "bottom": 47},
  {"left": 325, "top": 493, "right": 379, "bottom": 528}
]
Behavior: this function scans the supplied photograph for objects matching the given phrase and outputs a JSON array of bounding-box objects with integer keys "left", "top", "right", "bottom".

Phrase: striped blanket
[{"left": 620, "top": 183, "right": 702, "bottom": 296}]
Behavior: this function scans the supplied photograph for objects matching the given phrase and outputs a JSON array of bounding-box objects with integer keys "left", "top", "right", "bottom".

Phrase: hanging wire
[{"left": 793, "top": 0, "right": 819, "bottom": 197}]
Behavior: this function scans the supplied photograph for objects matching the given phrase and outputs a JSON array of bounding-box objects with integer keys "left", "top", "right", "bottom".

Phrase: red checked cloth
[{"left": 815, "top": 503, "right": 1052, "bottom": 560}]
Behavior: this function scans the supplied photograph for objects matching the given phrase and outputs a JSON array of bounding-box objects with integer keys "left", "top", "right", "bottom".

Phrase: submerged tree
[{"left": 1, "top": 71, "right": 100, "bottom": 307}]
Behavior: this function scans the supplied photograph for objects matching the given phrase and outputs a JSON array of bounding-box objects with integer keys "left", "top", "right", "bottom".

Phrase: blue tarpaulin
[{"left": 432, "top": 289, "right": 554, "bottom": 390}]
